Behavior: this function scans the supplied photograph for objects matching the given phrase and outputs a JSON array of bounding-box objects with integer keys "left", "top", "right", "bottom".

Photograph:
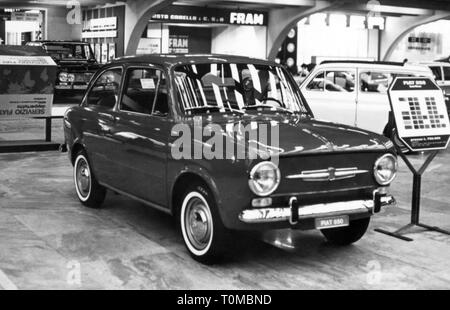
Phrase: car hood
[{"left": 182, "top": 113, "right": 391, "bottom": 157}]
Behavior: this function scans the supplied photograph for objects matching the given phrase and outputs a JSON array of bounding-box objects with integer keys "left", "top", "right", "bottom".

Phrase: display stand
[
  {"left": 0, "top": 115, "right": 63, "bottom": 153},
  {"left": 0, "top": 45, "right": 59, "bottom": 153},
  {"left": 375, "top": 148, "right": 450, "bottom": 241},
  {"left": 375, "top": 76, "right": 450, "bottom": 241}
]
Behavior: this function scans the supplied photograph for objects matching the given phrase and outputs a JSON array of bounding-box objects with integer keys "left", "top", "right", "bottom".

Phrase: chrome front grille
[
  {"left": 285, "top": 167, "right": 369, "bottom": 182},
  {"left": 276, "top": 153, "right": 381, "bottom": 197}
]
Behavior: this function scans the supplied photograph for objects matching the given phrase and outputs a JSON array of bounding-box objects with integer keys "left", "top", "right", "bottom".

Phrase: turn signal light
[{"left": 252, "top": 197, "right": 272, "bottom": 208}]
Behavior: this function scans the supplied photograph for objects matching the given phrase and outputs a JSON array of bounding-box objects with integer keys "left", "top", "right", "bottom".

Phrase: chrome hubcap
[
  {"left": 185, "top": 197, "right": 212, "bottom": 250},
  {"left": 76, "top": 158, "right": 90, "bottom": 198}
]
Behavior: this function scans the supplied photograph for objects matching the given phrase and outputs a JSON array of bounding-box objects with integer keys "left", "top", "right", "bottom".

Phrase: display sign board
[
  {"left": 89, "top": 17, "right": 117, "bottom": 31},
  {"left": 151, "top": 6, "right": 268, "bottom": 26},
  {"left": 388, "top": 77, "right": 450, "bottom": 151},
  {"left": 82, "top": 30, "right": 117, "bottom": 39},
  {"left": 137, "top": 38, "right": 161, "bottom": 55},
  {"left": 169, "top": 35, "right": 189, "bottom": 54},
  {"left": 82, "top": 17, "right": 118, "bottom": 38},
  {"left": 11, "top": 11, "right": 40, "bottom": 22},
  {"left": 0, "top": 46, "right": 56, "bottom": 119}
]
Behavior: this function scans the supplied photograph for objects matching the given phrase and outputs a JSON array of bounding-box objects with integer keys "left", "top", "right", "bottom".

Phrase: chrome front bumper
[{"left": 239, "top": 194, "right": 395, "bottom": 224}]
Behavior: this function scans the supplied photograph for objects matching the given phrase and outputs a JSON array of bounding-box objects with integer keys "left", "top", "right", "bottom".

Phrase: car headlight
[
  {"left": 58, "top": 72, "right": 68, "bottom": 82},
  {"left": 248, "top": 161, "right": 281, "bottom": 196},
  {"left": 67, "top": 73, "right": 75, "bottom": 82},
  {"left": 373, "top": 154, "right": 398, "bottom": 185}
]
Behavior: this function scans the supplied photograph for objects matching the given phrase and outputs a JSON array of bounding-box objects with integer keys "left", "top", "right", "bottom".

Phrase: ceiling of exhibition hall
[{"left": 1, "top": 0, "right": 450, "bottom": 14}]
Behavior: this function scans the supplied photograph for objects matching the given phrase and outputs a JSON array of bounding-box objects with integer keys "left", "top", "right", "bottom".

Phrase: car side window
[
  {"left": 86, "top": 68, "right": 122, "bottom": 108},
  {"left": 360, "top": 71, "right": 416, "bottom": 94},
  {"left": 360, "top": 71, "right": 392, "bottom": 94},
  {"left": 120, "top": 67, "right": 168, "bottom": 117},
  {"left": 430, "top": 66, "right": 443, "bottom": 81},
  {"left": 324, "top": 71, "right": 355, "bottom": 92},
  {"left": 306, "top": 70, "right": 354, "bottom": 92},
  {"left": 306, "top": 71, "right": 324, "bottom": 91}
]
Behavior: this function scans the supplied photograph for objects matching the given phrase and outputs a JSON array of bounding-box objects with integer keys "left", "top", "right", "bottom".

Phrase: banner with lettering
[{"left": 0, "top": 46, "right": 57, "bottom": 119}]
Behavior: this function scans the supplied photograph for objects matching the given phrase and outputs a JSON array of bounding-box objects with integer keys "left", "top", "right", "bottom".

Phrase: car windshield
[
  {"left": 174, "top": 63, "right": 309, "bottom": 115},
  {"left": 42, "top": 43, "right": 94, "bottom": 61}
]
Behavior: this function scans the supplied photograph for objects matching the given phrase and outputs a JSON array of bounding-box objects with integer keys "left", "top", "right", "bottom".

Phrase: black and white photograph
[{"left": 0, "top": 0, "right": 449, "bottom": 296}]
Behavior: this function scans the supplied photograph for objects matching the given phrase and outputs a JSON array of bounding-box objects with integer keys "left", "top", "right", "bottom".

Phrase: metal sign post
[{"left": 375, "top": 77, "right": 450, "bottom": 241}]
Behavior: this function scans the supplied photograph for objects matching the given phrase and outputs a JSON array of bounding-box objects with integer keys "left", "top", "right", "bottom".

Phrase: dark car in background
[
  {"left": 63, "top": 54, "right": 397, "bottom": 263},
  {"left": 27, "top": 41, "right": 101, "bottom": 101}
]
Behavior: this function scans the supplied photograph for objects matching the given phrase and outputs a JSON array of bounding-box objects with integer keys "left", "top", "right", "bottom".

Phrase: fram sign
[
  {"left": 229, "top": 12, "right": 265, "bottom": 25},
  {"left": 151, "top": 6, "right": 268, "bottom": 26}
]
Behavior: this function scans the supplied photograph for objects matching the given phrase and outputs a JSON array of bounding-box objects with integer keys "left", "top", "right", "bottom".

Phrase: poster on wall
[
  {"left": 137, "top": 38, "right": 161, "bottom": 54},
  {"left": 169, "top": 35, "right": 189, "bottom": 54},
  {"left": 0, "top": 46, "right": 57, "bottom": 119},
  {"left": 94, "top": 44, "right": 101, "bottom": 63},
  {"left": 90, "top": 43, "right": 96, "bottom": 59},
  {"left": 101, "top": 43, "right": 108, "bottom": 63},
  {"left": 108, "top": 43, "right": 116, "bottom": 61},
  {"left": 407, "top": 32, "right": 442, "bottom": 54}
]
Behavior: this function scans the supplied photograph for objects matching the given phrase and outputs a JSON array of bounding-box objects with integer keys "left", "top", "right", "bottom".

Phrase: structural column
[{"left": 124, "top": 0, "right": 174, "bottom": 56}]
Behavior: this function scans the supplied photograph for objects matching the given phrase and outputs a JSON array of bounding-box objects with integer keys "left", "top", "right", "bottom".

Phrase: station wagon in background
[
  {"left": 63, "top": 54, "right": 397, "bottom": 263},
  {"left": 27, "top": 41, "right": 101, "bottom": 100},
  {"left": 300, "top": 61, "right": 433, "bottom": 148}
]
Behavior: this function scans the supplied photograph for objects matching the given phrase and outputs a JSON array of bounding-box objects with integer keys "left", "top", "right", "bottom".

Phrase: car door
[
  {"left": 81, "top": 66, "right": 123, "bottom": 186},
  {"left": 301, "top": 68, "right": 357, "bottom": 127},
  {"left": 356, "top": 70, "right": 418, "bottom": 134},
  {"left": 354, "top": 69, "right": 391, "bottom": 134},
  {"left": 111, "top": 65, "right": 170, "bottom": 207}
]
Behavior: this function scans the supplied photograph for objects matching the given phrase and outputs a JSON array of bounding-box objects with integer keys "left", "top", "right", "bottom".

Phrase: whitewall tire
[
  {"left": 179, "top": 184, "right": 230, "bottom": 264},
  {"left": 73, "top": 150, "right": 106, "bottom": 208}
]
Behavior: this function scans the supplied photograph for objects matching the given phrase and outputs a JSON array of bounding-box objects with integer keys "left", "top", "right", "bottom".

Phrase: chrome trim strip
[
  {"left": 286, "top": 167, "right": 368, "bottom": 181},
  {"left": 270, "top": 185, "right": 374, "bottom": 197},
  {"left": 239, "top": 196, "right": 395, "bottom": 224}
]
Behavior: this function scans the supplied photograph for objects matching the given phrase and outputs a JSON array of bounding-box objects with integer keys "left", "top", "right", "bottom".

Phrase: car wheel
[
  {"left": 321, "top": 217, "right": 370, "bottom": 245},
  {"left": 73, "top": 150, "right": 106, "bottom": 208},
  {"left": 180, "top": 184, "right": 230, "bottom": 264}
]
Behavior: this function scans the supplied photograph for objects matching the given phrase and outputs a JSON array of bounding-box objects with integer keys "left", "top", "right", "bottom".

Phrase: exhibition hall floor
[{"left": 0, "top": 143, "right": 449, "bottom": 289}]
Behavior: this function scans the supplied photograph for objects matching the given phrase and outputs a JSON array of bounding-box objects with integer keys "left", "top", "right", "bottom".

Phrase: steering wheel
[{"left": 259, "top": 97, "right": 283, "bottom": 107}]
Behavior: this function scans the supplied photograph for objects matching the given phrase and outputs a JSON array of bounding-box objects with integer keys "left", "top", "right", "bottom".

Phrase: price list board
[{"left": 388, "top": 77, "right": 450, "bottom": 151}]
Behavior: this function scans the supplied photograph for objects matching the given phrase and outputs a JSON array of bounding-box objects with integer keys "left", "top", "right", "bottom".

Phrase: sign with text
[
  {"left": 151, "top": 6, "right": 268, "bottom": 26},
  {"left": 0, "top": 47, "right": 56, "bottom": 119},
  {"left": 388, "top": 77, "right": 450, "bottom": 151},
  {"left": 169, "top": 35, "right": 189, "bottom": 54},
  {"left": 89, "top": 17, "right": 117, "bottom": 31}
]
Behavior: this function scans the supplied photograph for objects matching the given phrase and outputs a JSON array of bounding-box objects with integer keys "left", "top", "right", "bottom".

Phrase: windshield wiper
[
  {"left": 244, "top": 105, "right": 294, "bottom": 115},
  {"left": 184, "top": 105, "right": 246, "bottom": 115},
  {"left": 184, "top": 106, "right": 222, "bottom": 114}
]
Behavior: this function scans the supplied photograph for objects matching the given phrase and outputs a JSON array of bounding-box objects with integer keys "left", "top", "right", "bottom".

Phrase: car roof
[
  {"left": 418, "top": 61, "right": 450, "bottom": 67},
  {"left": 109, "top": 54, "right": 276, "bottom": 67},
  {"left": 315, "top": 61, "right": 432, "bottom": 73}
]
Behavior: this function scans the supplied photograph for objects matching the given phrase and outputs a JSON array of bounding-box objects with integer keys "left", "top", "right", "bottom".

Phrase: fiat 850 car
[{"left": 63, "top": 54, "right": 397, "bottom": 263}]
